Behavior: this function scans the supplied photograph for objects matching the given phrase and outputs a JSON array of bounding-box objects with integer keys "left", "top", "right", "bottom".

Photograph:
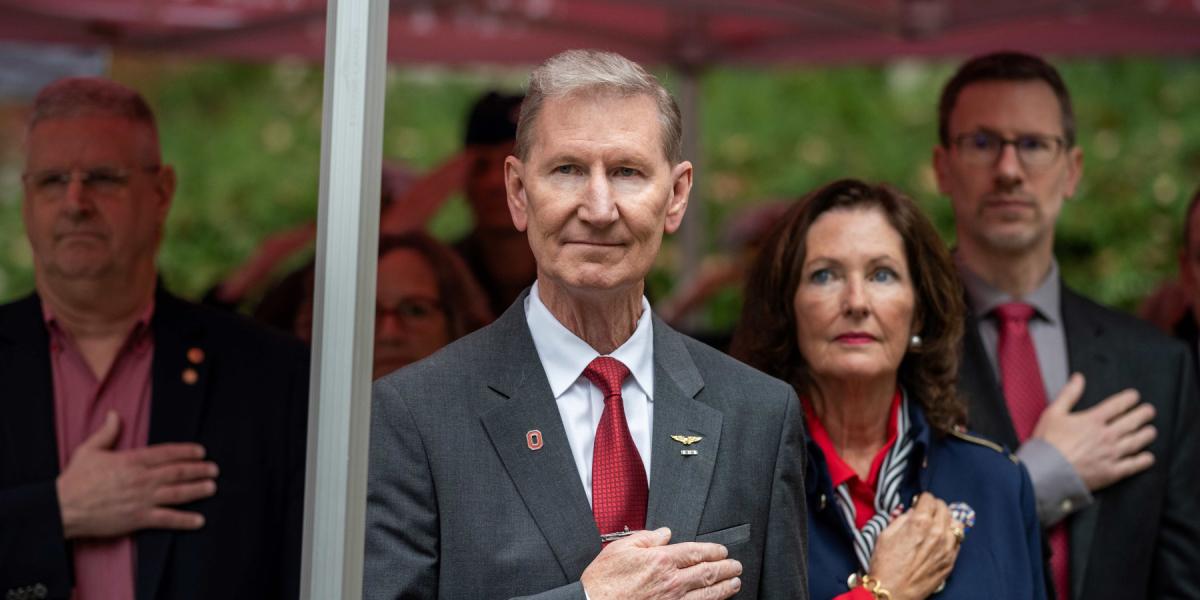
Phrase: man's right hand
[
  {"left": 1032, "top": 373, "right": 1157, "bottom": 492},
  {"left": 56, "top": 411, "right": 219, "bottom": 539},
  {"left": 580, "top": 528, "right": 742, "bottom": 600}
]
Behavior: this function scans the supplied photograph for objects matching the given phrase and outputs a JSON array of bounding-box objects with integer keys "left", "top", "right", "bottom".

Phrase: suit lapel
[
  {"left": 137, "top": 291, "right": 210, "bottom": 600},
  {"left": 644, "top": 318, "right": 721, "bottom": 541},
  {"left": 959, "top": 309, "right": 1021, "bottom": 449},
  {"left": 1060, "top": 287, "right": 1114, "bottom": 598},
  {"left": 478, "top": 301, "right": 600, "bottom": 582},
  {"left": 0, "top": 294, "right": 60, "bottom": 484}
]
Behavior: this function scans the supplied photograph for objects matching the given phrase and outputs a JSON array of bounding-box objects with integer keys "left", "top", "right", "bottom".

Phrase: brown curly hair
[{"left": 731, "top": 179, "right": 966, "bottom": 435}]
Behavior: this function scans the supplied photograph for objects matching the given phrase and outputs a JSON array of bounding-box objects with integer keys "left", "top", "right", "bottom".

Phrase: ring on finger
[{"left": 950, "top": 525, "right": 965, "bottom": 545}]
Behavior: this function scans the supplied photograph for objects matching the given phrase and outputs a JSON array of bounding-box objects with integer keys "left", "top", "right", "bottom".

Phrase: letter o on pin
[{"left": 526, "top": 429, "right": 543, "bottom": 451}]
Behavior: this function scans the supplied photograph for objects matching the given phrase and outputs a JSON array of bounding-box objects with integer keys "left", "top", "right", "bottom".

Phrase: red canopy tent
[{"left": 2, "top": 0, "right": 1200, "bottom": 67}]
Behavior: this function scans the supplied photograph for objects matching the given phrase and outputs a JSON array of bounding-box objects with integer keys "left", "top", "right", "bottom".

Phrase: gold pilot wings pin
[{"left": 670, "top": 435, "right": 703, "bottom": 456}]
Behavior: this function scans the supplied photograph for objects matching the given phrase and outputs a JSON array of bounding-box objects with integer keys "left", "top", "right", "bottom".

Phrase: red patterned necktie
[
  {"left": 583, "top": 356, "right": 648, "bottom": 540},
  {"left": 994, "top": 302, "right": 1069, "bottom": 599}
]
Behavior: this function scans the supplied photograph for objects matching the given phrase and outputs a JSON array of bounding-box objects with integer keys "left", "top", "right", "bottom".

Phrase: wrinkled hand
[
  {"left": 56, "top": 411, "right": 219, "bottom": 539},
  {"left": 581, "top": 528, "right": 743, "bottom": 600},
  {"left": 868, "top": 493, "right": 961, "bottom": 600},
  {"left": 1031, "top": 373, "right": 1156, "bottom": 492}
]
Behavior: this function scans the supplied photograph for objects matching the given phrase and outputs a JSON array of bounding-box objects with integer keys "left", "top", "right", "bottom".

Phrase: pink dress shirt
[{"left": 45, "top": 301, "right": 154, "bottom": 600}]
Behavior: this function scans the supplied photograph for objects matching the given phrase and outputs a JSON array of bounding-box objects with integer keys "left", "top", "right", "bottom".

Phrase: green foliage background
[{"left": 2, "top": 56, "right": 1198, "bottom": 331}]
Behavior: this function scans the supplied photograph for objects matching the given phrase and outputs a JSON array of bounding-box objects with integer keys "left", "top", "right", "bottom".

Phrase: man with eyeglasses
[
  {"left": 934, "top": 52, "right": 1200, "bottom": 599},
  {"left": 0, "top": 77, "right": 308, "bottom": 599}
]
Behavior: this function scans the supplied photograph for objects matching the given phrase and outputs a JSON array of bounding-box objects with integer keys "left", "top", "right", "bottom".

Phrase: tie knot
[
  {"left": 584, "top": 357, "right": 630, "bottom": 399},
  {"left": 994, "top": 302, "right": 1036, "bottom": 324}
]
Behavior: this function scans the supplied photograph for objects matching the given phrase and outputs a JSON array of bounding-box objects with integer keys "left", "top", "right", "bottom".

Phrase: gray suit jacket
[
  {"left": 959, "top": 284, "right": 1200, "bottom": 599},
  {"left": 364, "top": 293, "right": 808, "bottom": 599}
]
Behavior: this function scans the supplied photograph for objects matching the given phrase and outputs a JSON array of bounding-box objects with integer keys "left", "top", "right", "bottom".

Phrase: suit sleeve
[
  {"left": 0, "top": 480, "right": 73, "bottom": 598},
  {"left": 1149, "top": 347, "right": 1200, "bottom": 598},
  {"left": 364, "top": 378, "right": 440, "bottom": 600},
  {"left": 758, "top": 386, "right": 809, "bottom": 600},
  {"left": 279, "top": 343, "right": 309, "bottom": 600},
  {"left": 1017, "top": 462, "right": 1049, "bottom": 600}
]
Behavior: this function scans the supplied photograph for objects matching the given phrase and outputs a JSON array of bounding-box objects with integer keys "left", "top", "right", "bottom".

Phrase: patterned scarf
[{"left": 831, "top": 390, "right": 914, "bottom": 571}]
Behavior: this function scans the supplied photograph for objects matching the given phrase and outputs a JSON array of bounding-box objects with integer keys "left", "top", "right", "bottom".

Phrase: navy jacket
[
  {"left": 807, "top": 400, "right": 1046, "bottom": 600},
  {"left": 0, "top": 289, "right": 309, "bottom": 600}
]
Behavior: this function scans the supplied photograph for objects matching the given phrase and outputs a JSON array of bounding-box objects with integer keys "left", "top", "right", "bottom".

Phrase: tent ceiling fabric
[{"left": 1, "top": 0, "right": 1199, "bottom": 66}]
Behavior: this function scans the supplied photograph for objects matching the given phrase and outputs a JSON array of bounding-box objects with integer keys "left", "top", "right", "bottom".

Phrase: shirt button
[
  {"left": 818, "top": 494, "right": 827, "bottom": 510},
  {"left": 1060, "top": 499, "right": 1074, "bottom": 513}
]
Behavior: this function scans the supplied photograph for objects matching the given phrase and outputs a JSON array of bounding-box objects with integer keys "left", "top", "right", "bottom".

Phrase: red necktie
[
  {"left": 583, "top": 357, "right": 648, "bottom": 539},
  {"left": 994, "top": 302, "right": 1069, "bottom": 599}
]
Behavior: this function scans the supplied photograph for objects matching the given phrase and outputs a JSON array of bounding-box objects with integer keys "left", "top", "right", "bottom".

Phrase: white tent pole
[{"left": 300, "top": 0, "right": 387, "bottom": 594}]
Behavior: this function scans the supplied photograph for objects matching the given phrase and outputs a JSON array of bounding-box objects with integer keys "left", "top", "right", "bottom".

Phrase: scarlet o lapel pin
[{"left": 526, "top": 430, "right": 543, "bottom": 451}]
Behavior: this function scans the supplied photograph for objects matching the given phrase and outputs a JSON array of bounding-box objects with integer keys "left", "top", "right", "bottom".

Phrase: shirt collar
[
  {"left": 524, "top": 280, "right": 655, "bottom": 401},
  {"left": 802, "top": 389, "right": 902, "bottom": 490},
  {"left": 42, "top": 297, "right": 156, "bottom": 352},
  {"left": 956, "top": 254, "right": 1062, "bottom": 324}
]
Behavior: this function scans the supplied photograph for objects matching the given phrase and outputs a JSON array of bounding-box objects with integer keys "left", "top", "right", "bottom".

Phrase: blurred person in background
[
  {"left": 734, "top": 179, "right": 1044, "bottom": 600},
  {"left": 206, "top": 165, "right": 415, "bottom": 329},
  {"left": 656, "top": 201, "right": 790, "bottom": 351},
  {"left": 0, "top": 77, "right": 307, "bottom": 600},
  {"left": 291, "top": 232, "right": 492, "bottom": 379},
  {"left": 223, "top": 90, "right": 532, "bottom": 332},
  {"left": 934, "top": 51, "right": 1200, "bottom": 599},
  {"left": 443, "top": 91, "right": 539, "bottom": 317}
]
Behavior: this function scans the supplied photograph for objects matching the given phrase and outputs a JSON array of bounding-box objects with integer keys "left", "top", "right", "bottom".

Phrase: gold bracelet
[{"left": 849, "top": 573, "right": 893, "bottom": 600}]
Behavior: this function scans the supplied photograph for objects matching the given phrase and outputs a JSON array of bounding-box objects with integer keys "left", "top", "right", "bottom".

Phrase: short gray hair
[
  {"left": 27, "top": 77, "right": 158, "bottom": 139},
  {"left": 515, "top": 49, "right": 683, "bottom": 163}
]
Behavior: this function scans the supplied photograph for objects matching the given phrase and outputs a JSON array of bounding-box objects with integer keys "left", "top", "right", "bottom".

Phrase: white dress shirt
[{"left": 524, "top": 280, "right": 654, "bottom": 506}]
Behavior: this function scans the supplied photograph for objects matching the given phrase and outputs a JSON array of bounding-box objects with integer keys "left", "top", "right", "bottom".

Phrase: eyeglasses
[
  {"left": 22, "top": 165, "right": 161, "bottom": 200},
  {"left": 376, "top": 296, "right": 444, "bottom": 328},
  {"left": 951, "top": 131, "right": 1066, "bottom": 170}
]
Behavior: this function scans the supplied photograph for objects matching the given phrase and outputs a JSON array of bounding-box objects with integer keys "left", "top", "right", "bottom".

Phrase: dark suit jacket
[
  {"left": 958, "top": 284, "right": 1200, "bottom": 600},
  {"left": 0, "top": 289, "right": 309, "bottom": 600},
  {"left": 1172, "top": 310, "right": 1200, "bottom": 378},
  {"left": 807, "top": 401, "right": 1046, "bottom": 600},
  {"left": 364, "top": 293, "right": 809, "bottom": 599}
]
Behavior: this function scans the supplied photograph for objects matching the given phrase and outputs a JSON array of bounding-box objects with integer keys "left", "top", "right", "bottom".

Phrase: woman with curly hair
[{"left": 733, "top": 179, "right": 1045, "bottom": 600}]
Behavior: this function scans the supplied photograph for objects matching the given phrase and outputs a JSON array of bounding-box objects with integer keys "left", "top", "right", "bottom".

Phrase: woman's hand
[{"left": 866, "top": 492, "right": 963, "bottom": 600}]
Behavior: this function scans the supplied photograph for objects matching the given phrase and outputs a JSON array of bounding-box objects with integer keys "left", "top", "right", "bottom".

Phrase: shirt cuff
[{"left": 1017, "top": 437, "right": 1093, "bottom": 526}]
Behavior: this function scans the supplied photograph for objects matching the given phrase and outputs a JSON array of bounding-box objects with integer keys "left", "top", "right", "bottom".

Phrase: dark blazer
[
  {"left": 1172, "top": 310, "right": 1200, "bottom": 378},
  {"left": 364, "top": 293, "right": 809, "bottom": 599},
  {"left": 807, "top": 400, "right": 1046, "bottom": 600},
  {"left": 958, "top": 284, "right": 1200, "bottom": 600},
  {"left": 0, "top": 289, "right": 309, "bottom": 600}
]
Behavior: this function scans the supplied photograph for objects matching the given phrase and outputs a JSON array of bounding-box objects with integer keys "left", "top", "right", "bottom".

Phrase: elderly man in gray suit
[{"left": 364, "top": 50, "right": 808, "bottom": 599}]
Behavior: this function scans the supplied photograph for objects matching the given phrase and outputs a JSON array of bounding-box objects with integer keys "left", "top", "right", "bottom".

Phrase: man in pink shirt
[{"left": 0, "top": 78, "right": 308, "bottom": 600}]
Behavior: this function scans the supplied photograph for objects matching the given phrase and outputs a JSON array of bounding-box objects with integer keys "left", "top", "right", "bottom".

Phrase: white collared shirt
[{"left": 524, "top": 280, "right": 654, "bottom": 506}]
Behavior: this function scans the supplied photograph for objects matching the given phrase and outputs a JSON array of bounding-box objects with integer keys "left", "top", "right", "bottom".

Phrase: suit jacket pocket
[{"left": 695, "top": 523, "right": 750, "bottom": 547}]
